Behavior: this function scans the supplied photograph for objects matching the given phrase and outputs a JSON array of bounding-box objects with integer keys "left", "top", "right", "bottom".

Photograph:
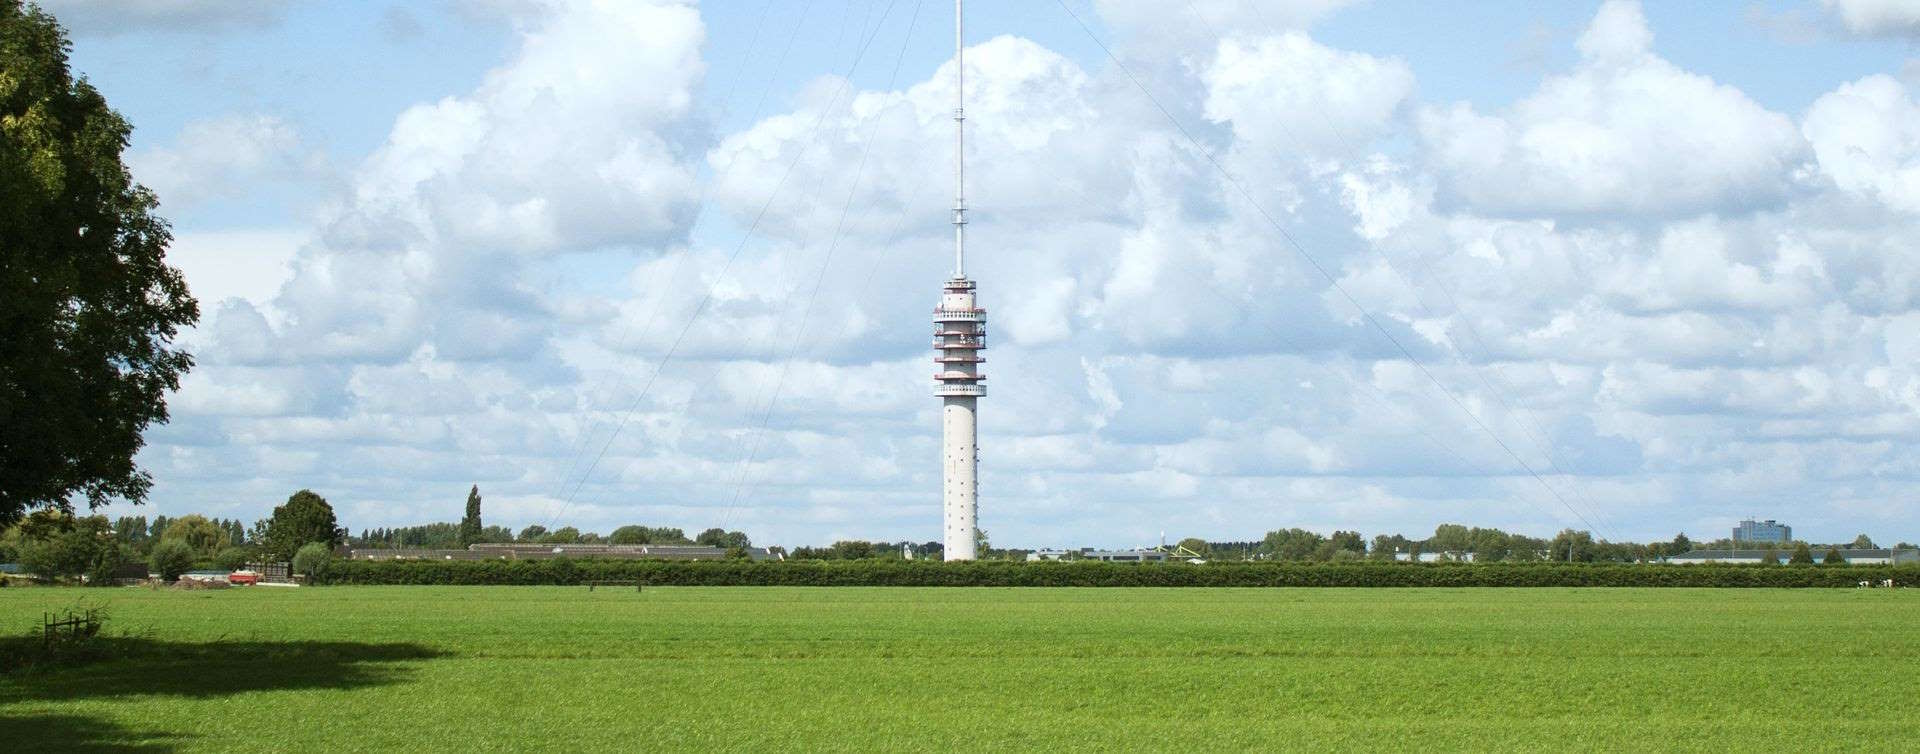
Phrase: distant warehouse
[
  {"left": 1027, "top": 549, "right": 1169, "bottom": 563},
  {"left": 1670, "top": 549, "right": 1917, "bottom": 565},
  {"left": 347, "top": 543, "right": 775, "bottom": 561}
]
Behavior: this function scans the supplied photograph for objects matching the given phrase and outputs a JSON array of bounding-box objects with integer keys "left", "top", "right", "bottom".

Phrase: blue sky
[{"left": 43, "top": 0, "right": 1920, "bottom": 547}]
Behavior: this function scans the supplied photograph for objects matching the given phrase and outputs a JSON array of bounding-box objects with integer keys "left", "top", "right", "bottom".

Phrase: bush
[
  {"left": 148, "top": 540, "right": 194, "bottom": 582},
  {"left": 213, "top": 547, "right": 252, "bottom": 571},
  {"left": 292, "top": 542, "right": 333, "bottom": 581},
  {"left": 313, "top": 560, "right": 1920, "bottom": 588}
]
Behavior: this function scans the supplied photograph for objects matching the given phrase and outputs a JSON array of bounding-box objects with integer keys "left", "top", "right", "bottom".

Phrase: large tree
[
  {"left": 262, "top": 490, "right": 345, "bottom": 559},
  {"left": 0, "top": 2, "right": 198, "bottom": 525}
]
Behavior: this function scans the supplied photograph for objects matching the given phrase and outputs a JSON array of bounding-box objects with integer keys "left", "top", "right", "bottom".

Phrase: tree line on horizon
[
  {"left": 0, "top": 489, "right": 346, "bottom": 584},
  {"left": 1174, "top": 524, "right": 1913, "bottom": 564},
  {"left": 789, "top": 524, "right": 1915, "bottom": 564},
  {"left": 347, "top": 485, "right": 754, "bottom": 551}
]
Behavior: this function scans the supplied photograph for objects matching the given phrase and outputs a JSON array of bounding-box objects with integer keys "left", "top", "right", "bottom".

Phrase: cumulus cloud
[
  {"left": 1823, "top": 0, "right": 1920, "bottom": 37},
  {"left": 1202, "top": 32, "right": 1414, "bottom": 158},
  {"left": 1804, "top": 74, "right": 1920, "bottom": 213},
  {"left": 325, "top": 0, "right": 705, "bottom": 256},
  {"left": 1418, "top": 0, "right": 1805, "bottom": 217},
  {"left": 120, "top": 0, "right": 1920, "bottom": 547},
  {"left": 217, "top": 0, "right": 708, "bottom": 369}
]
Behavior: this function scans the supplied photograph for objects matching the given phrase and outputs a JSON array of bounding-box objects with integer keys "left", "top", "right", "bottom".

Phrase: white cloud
[
  {"left": 1202, "top": 32, "right": 1414, "bottom": 158},
  {"left": 219, "top": 0, "right": 710, "bottom": 367},
  {"left": 163, "top": 228, "right": 302, "bottom": 308},
  {"left": 1804, "top": 74, "right": 1920, "bottom": 213},
  {"left": 126, "top": 114, "right": 326, "bottom": 210},
  {"left": 1418, "top": 0, "right": 1805, "bottom": 217},
  {"left": 117, "top": 1, "right": 1920, "bottom": 549},
  {"left": 327, "top": 0, "right": 705, "bottom": 256},
  {"left": 1823, "top": 0, "right": 1920, "bottom": 37}
]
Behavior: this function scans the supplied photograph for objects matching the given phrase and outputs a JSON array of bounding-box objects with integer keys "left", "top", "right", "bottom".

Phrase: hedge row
[{"left": 316, "top": 559, "right": 1920, "bottom": 588}]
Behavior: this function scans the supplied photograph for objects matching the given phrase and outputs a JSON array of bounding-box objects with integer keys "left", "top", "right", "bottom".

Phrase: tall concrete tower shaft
[{"left": 936, "top": 0, "right": 984, "bottom": 561}]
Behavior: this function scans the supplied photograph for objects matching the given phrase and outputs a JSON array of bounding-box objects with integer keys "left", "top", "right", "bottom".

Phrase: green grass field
[{"left": 2, "top": 586, "right": 1914, "bottom": 751}]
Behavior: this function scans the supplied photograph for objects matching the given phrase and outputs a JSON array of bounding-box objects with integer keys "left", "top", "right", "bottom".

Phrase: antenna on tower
[{"left": 951, "top": 0, "right": 966, "bottom": 279}]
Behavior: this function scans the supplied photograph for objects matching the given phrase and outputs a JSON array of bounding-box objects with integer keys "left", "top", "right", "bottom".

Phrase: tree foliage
[
  {"left": 1549, "top": 530, "right": 1597, "bottom": 563},
  {"left": 1823, "top": 547, "right": 1845, "bottom": 565},
  {"left": 0, "top": 2, "right": 199, "bottom": 525},
  {"left": 457, "top": 485, "right": 482, "bottom": 547},
  {"left": 162, "top": 513, "right": 226, "bottom": 557},
  {"left": 213, "top": 545, "right": 252, "bottom": 571},
  {"left": 695, "top": 528, "right": 750, "bottom": 549},
  {"left": 14, "top": 511, "right": 120, "bottom": 582},
  {"left": 148, "top": 538, "right": 192, "bottom": 581},
  {"left": 1261, "top": 528, "right": 1326, "bottom": 561},
  {"left": 609, "top": 526, "right": 691, "bottom": 545},
  {"left": 263, "top": 490, "right": 344, "bottom": 560},
  {"left": 1789, "top": 542, "right": 1814, "bottom": 565},
  {"left": 292, "top": 541, "right": 332, "bottom": 580}
]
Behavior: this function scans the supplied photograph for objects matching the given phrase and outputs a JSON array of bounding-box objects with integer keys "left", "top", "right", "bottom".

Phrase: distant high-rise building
[{"left": 1733, "top": 519, "right": 1791, "bottom": 543}]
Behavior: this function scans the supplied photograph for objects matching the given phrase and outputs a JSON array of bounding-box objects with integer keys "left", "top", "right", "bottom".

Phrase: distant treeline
[
  {"left": 350, "top": 524, "right": 750, "bottom": 550},
  {"left": 317, "top": 559, "right": 1920, "bottom": 588},
  {"left": 1164, "top": 525, "right": 1915, "bottom": 564}
]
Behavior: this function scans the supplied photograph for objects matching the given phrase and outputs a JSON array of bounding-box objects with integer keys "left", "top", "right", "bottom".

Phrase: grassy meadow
[{"left": 2, "top": 586, "right": 1914, "bottom": 751}]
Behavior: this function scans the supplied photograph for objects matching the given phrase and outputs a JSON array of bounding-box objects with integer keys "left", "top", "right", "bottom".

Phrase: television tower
[{"left": 935, "top": 0, "right": 985, "bottom": 560}]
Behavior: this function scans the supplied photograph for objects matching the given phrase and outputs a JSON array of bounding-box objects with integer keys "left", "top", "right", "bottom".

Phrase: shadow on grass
[
  {"left": 0, "top": 713, "right": 184, "bottom": 753},
  {"left": 0, "top": 636, "right": 446, "bottom": 702},
  {"left": 1, "top": 636, "right": 448, "bottom": 751}
]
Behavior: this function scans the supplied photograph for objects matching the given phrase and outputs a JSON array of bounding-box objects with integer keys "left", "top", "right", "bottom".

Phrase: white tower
[{"left": 936, "top": 0, "right": 985, "bottom": 561}]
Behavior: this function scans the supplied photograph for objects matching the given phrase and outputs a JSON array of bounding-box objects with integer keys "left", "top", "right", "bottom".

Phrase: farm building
[
  {"left": 1395, "top": 551, "right": 1477, "bottom": 563},
  {"left": 1026, "top": 549, "right": 1168, "bottom": 562},
  {"left": 1669, "top": 549, "right": 1918, "bottom": 565},
  {"left": 346, "top": 543, "right": 774, "bottom": 561}
]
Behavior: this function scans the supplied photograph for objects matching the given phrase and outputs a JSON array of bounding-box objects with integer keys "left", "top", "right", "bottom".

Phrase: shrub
[
  {"left": 1790, "top": 543, "right": 1814, "bottom": 565},
  {"left": 213, "top": 547, "right": 253, "bottom": 571},
  {"left": 1823, "top": 547, "right": 1845, "bottom": 565},
  {"left": 148, "top": 540, "right": 194, "bottom": 581},
  {"left": 293, "top": 543, "right": 333, "bottom": 581}
]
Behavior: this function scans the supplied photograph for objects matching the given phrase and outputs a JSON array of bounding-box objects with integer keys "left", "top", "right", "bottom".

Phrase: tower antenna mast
[
  {"left": 952, "top": 0, "right": 966, "bottom": 279},
  {"left": 934, "top": 0, "right": 985, "bottom": 560}
]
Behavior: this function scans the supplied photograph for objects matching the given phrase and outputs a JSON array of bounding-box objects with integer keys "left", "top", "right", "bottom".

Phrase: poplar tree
[{"left": 458, "top": 485, "right": 483, "bottom": 546}]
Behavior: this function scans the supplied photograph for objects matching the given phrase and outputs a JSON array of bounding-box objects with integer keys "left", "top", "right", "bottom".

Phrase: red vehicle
[{"left": 229, "top": 570, "right": 261, "bottom": 585}]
